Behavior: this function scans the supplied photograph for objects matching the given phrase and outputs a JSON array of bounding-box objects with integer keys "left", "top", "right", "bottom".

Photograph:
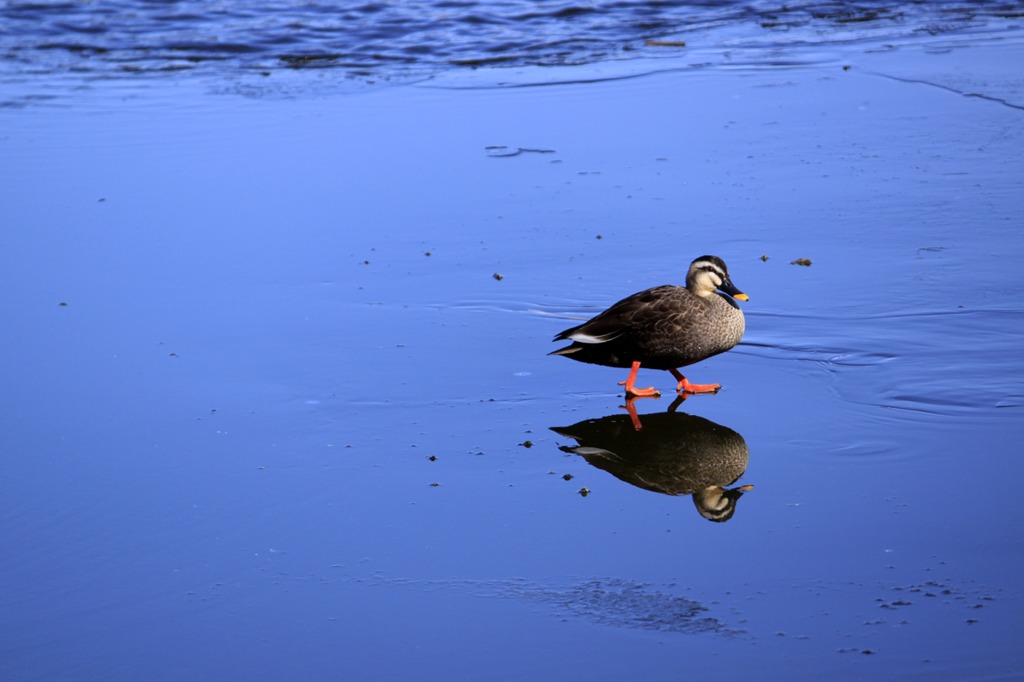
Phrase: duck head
[{"left": 686, "top": 255, "right": 750, "bottom": 301}]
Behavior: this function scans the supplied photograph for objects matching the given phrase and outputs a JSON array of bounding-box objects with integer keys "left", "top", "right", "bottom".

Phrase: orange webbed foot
[
  {"left": 619, "top": 360, "right": 661, "bottom": 398},
  {"left": 670, "top": 369, "right": 721, "bottom": 394},
  {"left": 677, "top": 379, "right": 720, "bottom": 394},
  {"left": 618, "top": 380, "right": 661, "bottom": 398}
]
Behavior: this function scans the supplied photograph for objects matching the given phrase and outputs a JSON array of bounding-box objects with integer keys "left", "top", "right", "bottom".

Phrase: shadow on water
[{"left": 552, "top": 401, "right": 754, "bottom": 523}]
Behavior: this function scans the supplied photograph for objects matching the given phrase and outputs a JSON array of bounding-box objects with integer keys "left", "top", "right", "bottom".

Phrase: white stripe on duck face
[{"left": 687, "top": 259, "right": 727, "bottom": 296}]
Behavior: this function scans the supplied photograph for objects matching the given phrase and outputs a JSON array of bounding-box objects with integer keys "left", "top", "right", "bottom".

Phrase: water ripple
[
  {"left": 2, "top": 0, "right": 1022, "bottom": 87},
  {"left": 746, "top": 308, "right": 1024, "bottom": 419}
]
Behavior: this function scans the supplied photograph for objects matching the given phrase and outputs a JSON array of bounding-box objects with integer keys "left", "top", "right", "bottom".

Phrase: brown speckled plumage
[{"left": 550, "top": 255, "right": 747, "bottom": 392}]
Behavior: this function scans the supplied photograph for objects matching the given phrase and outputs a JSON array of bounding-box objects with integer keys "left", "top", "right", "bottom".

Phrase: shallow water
[{"left": 2, "top": 4, "right": 1024, "bottom": 681}]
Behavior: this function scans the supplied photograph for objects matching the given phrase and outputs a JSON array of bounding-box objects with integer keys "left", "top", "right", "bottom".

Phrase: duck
[
  {"left": 551, "top": 410, "right": 754, "bottom": 522},
  {"left": 550, "top": 255, "right": 748, "bottom": 397}
]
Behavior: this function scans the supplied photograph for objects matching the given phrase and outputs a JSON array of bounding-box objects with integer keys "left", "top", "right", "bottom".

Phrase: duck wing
[{"left": 553, "top": 285, "right": 677, "bottom": 344}]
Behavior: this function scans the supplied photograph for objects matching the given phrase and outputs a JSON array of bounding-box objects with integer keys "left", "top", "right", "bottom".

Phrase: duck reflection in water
[{"left": 551, "top": 404, "right": 753, "bottom": 523}]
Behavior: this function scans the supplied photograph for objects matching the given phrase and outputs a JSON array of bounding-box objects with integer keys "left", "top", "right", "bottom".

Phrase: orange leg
[
  {"left": 617, "top": 360, "right": 660, "bottom": 398},
  {"left": 669, "top": 368, "right": 720, "bottom": 394}
]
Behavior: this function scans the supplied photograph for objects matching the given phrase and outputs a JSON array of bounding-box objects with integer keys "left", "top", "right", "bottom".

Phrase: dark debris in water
[
  {"left": 485, "top": 145, "right": 557, "bottom": 158},
  {"left": 361, "top": 575, "right": 740, "bottom": 637},
  {"left": 862, "top": 576, "right": 996, "bottom": 628},
  {"left": 514, "top": 578, "right": 741, "bottom": 635},
  {"left": 790, "top": 258, "right": 813, "bottom": 266}
]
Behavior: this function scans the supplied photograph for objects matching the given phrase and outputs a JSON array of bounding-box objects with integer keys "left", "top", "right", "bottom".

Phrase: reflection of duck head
[{"left": 551, "top": 410, "right": 753, "bottom": 523}]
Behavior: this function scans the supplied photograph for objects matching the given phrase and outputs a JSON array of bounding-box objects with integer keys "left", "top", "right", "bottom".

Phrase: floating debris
[
  {"left": 563, "top": 473, "right": 573, "bottom": 481},
  {"left": 760, "top": 255, "right": 769, "bottom": 262},
  {"left": 428, "top": 455, "right": 437, "bottom": 461},
  {"left": 579, "top": 487, "right": 590, "bottom": 497},
  {"left": 58, "top": 301, "right": 68, "bottom": 307},
  {"left": 485, "top": 145, "right": 556, "bottom": 158},
  {"left": 645, "top": 39, "right": 687, "bottom": 47},
  {"left": 493, "top": 272, "right": 503, "bottom": 281},
  {"left": 520, "top": 440, "right": 533, "bottom": 448},
  {"left": 513, "top": 578, "right": 738, "bottom": 635},
  {"left": 790, "top": 258, "right": 812, "bottom": 266}
]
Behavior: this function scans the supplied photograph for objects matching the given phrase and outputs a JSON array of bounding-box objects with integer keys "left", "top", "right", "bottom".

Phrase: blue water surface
[{"left": 2, "top": 2, "right": 1024, "bottom": 680}]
